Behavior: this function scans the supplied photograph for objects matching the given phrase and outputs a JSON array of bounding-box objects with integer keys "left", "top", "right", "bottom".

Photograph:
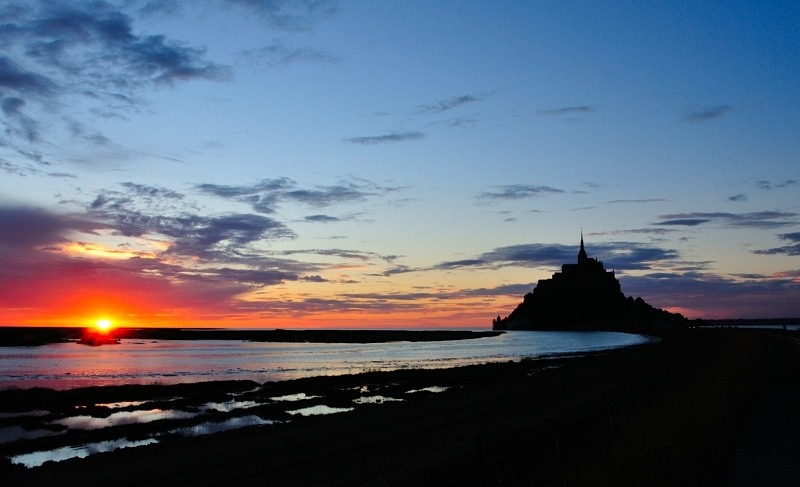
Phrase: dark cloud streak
[
  {"left": 655, "top": 211, "right": 797, "bottom": 229},
  {"left": 537, "top": 106, "right": 594, "bottom": 116},
  {"left": 431, "top": 242, "right": 684, "bottom": 272},
  {"left": 415, "top": 92, "right": 492, "bottom": 115},
  {"left": 682, "top": 104, "right": 731, "bottom": 122},
  {"left": 753, "top": 232, "right": 800, "bottom": 256},
  {"left": 343, "top": 131, "right": 425, "bottom": 145},
  {"left": 478, "top": 184, "right": 565, "bottom": 201}
]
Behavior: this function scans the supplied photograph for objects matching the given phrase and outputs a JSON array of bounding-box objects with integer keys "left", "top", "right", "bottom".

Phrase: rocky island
[{"left": 493, "top": 235, "right": 686, "bottom": 331}]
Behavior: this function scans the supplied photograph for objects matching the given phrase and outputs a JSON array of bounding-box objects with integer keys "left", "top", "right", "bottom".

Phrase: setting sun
[{"left": 95, "top": 319, "right": 113, "bottom": 332}]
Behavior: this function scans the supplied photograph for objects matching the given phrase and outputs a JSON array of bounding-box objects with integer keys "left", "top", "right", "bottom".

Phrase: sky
[{"left": 1, "top": 0, "right": 799, "bottom": 329}]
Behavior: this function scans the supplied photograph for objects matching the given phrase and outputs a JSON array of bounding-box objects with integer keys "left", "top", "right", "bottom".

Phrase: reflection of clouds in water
[
  {"left": 230, "top": 387, "right": 262, "bottom": 396},
  {"left": 168, "top": 416, "right": 275, "bottom": 437},
  {"left": 407, "top": 386, "right": 450, "bottom": 394},
  {"left": 11, "top": 438, "right": 158, "bottom": 468},
  {"left": 353, "top": 395, "right": 403, "bottom": 404},
  {"left": 95, "top": 400, "right": 147, "bottom": 409},
  {"left": 270, "top": 393, "right": 319, "bottom": 402},
  {"left": 201, "top": 400, "right": 260, "bottom": 412},
  {"left": 55, "top": 409, "right": 195, "bottom": 430},
  {"left": 287, "top": 405, "right": 354, "bottom": 416}
]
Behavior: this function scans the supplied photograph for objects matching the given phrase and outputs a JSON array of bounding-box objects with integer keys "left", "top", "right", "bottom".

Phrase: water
[
  {"left": 0, "top": 330, "right": 651, "bottom": 390},
  {"left": 11, "top": 438, "right": 159, "bottom": 468},
  {"left": 1, "top": 331, "right": 652, "bottom": 468}
]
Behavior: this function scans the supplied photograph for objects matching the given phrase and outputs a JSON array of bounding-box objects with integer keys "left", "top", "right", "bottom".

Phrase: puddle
[
  {"left": 55, "top": 409, "right": 196, "bottom": 430},
  {"left": 200, "top": 400, "right": 260, "bottom": 413},
  {"left": 10, "top": 437, "right": 158, "bottom": 468},
  {"left": 287, "top": 405, "right": 354, "bottom": 417},
  {"left": 229, "top": 387, "right": 261, "bottom": 397},
  {"left": 167, "top": 415, "right": 276, "bottom": 437},
  {"left": 0, "top": 426, "right": 59, "bottom": 444},
  {"left": 353, "top": 395, "right": 403, "bottom": 404},
  {"left": 270, "top": 393, "right": 320, "bottom": 402},
  {"left": 406, "top": 386, "right": 450, "bottom": 394}
]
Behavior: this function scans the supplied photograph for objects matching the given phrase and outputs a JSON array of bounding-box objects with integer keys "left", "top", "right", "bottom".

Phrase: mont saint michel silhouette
[{"left": 493, "top": 235, "right": 686, "bottom": 330}]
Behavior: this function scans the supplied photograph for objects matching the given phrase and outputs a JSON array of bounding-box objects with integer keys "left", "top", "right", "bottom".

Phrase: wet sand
[{"left": 2, "top": 328, "right": 798, "bottom": 486}]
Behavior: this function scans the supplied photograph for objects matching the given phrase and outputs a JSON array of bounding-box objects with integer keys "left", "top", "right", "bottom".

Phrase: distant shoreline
[
  {"left": 691, "top": 317, "right": 800, "bottom": 328},
  {"left": 0, "top": 327, "right": 503, "bottom": 347}
]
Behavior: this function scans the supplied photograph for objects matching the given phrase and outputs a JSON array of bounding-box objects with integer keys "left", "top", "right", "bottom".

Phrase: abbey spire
[{"left": 578, "top": 230, "right": 588, "bottom": 263}]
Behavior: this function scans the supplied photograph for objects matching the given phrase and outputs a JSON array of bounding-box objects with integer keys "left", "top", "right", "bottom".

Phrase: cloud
[
  {"left": 429, "top": 117, "right": 478, "bottom": 128},
  {"left": 120, "top": 182, "right": 185, "bottom": 200},
  {"left": 0, "top": 206, "right": 103, "bottom": 249},
  {"left": 432, "top": 241, "right": 683, "bottom": 272},
  {"left": 590, "top": 228, "right": 678, "bottom": 236},
  {"left": 237, "top": 40, "right": 340, "bottom": 67},
  {"left": 208, "top": 267, "right": 297, "bottom": 286},
  {"left": 462, "top": 283, "right": 536, "bottom": 298},
  {"left": 728, "top": 194, "right": 747, "bottom": 202},
  {"left": 415, "top": 92, "right": 492, "bottom": 115},
  {"left": 654, "top": 211, "right": 797, "bottom": 229},
  {"left": 196, "top": 177, "right": 397, "bottom": 213},
  {"left": 1, "top": 96, "right": 41, "bottom": 142},
  {"left": 605, "top": 198, "right": 668, "bottom": 204},
  {"left": 0, "top": 56, "right": 56, "bottom": 96},
  {"left": 755, "top": 179, "right": 797, "bottom": 190},
  {"left": 0, "top": 240, "right": 304, "bottom": 325},
  {"left": 88, "top": 177, "right": 402, "bottom": 268},
  {"left": 0, "top": 1, "right": 229, "bottom": 156},
  {"left": 343, "top": 131, "right": 425, "bottom": 145},
  {"left": 166, "top": 214, "right": 295, "bottom": 256},
  {"left": 90, "top": 182, "right": 188, "bottom": 213},
  {"left": 88, "top": 182, "right": 296, "bottom": 261},
  {"left": 304, "top": 214, "right": 341, "bottom": 223},
  {"left": 753, "top": 232, "right": 800, "bottom": 256},
  {"left": 655, "top": 218, "right": 711, "bottom": 227},
  {"left": 279, "top": 248, "right": 399, "bottom": 263},
  {"left": 477, "top": 184, "right": 565, "bottom": 201},
  {"left": 682, "top": 104, "right": 731, "bottom": 122},
  {"left": 225, "top": 0, "right": 339, "bottom": 31},
  {"left": 0, "top": 204, "right": 344, "bottom": 325},
  {"left": 104, "top": 210, "right": 295, "bottom": 258},
  {"left": 537, "top": 106, "right": 594, "bottom": 116},
  {"left": 4, "top": 3, "right": 228, "bottom": 87},
  {"left": 622, "top": 271, "right": 800, "bottom": 319}
]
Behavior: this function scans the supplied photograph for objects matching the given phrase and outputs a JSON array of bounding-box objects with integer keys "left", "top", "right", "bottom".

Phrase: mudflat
[{"left": 2, "top": 329, "right": 798, "bottom": 486}]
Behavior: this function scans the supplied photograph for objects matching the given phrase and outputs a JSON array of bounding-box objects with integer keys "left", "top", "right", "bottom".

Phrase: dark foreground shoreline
[
  {"left": 2, "top": 328, "right": 799, "bottom": 486},
  {"left": 0, "top": 327, "right": 501, "bottom": 346}
]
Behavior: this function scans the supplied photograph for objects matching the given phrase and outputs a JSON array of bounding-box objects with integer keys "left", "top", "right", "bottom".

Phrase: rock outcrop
[{"left": 493, "top": 236, "right": 686, "bottom": 331}]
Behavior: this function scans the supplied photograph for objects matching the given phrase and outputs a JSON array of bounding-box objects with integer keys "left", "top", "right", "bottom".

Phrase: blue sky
[{"left": 1, "top": 0, "right": 798, "bottom": 327}]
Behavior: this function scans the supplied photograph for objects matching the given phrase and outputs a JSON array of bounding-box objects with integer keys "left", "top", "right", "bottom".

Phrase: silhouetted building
[{"left": 493, "top": 235, "right": 685, "bottom": 330}]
